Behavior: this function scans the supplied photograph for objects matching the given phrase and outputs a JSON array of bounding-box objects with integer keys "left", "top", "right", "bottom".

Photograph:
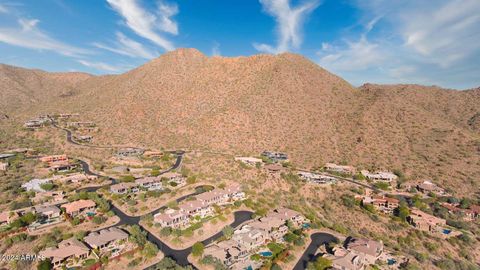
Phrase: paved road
[
  {"left": 145, "top": 210, "right": 254, "bottom": 269},
  {"left": 293, "top": 232, "right": 338, "bottom": 270}
]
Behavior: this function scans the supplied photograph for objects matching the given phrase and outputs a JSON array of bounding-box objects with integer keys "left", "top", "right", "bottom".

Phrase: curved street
[{"left": 293, "top": 232, "right": 338, "bottom": 270}]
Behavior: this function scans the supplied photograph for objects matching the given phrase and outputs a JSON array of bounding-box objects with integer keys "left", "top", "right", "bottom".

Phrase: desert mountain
[{"left": 1, "top": 48, "right": 479, "bottom": 193}]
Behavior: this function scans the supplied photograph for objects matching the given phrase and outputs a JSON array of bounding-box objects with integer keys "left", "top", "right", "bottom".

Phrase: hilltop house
[
  {"left": 263, "top": 163, "right": 286, "bottom": 176},
  {"left": 66, "top": 122, "right": 95, "bottom": 128},
  {"left": 161, "top": 172, "right": 186, "bottom": 187},
  {"left": 297, "top": 171, "right": 337, "bottom": 184},
  {"left": 346, "top": 237, "right": 384, "bottom": 265},
  {"left": 362, "top": 196, "right": 399, "bottom": 214},
  {"left": 32, "top": 191, "right": 66, "bottom": 204},
  {"left": 204, "top": 208, "right": 308, "bottom": 269},
  {"left": 84, "top": 227, "right": 129, "bottom": 254},
  {"left": 407, "top": 209, "right": 447, "bottom": 233},
  {"left": 441, "top": 203, "right": 480, "bottom": 221},
  {"left": 324, "top": 163, "right": 356, "bottom": 175},
  {"left": 62, "top": 200, "right": 96, "bottom": 217},
  {"left": 203, "top": 240, "right": 251, "bottom": 268},
  {"left": 75, "top": 135, "right": 93, "bottom": 143},
  {"left": 323, "top": 247, "right": 365, "bottom": 270},
  {"left": 34, "top": 205, "right": 61, "bottom": 220},
  {"left": 24, "top": 117, "right": 50, "bottom": 129},
  {"left": 110, "top": 182, "right": 139, "bottom": 194},
  {"left": 361, "top": 170, "right": 398, "bottom": 182},
  {"left": 416, "top": 181, "right": 447, "bottom": 196},
  {"left": 154, "top": 209, "right": 190, "bottom": 228},
  {"left": 261, "top": 151, "right": 288, "bottom": 162},
  {"left": 235, "top": 157, "right": 263, "bottom": 166},
  {"left": 143, "top": 151, "right": 164, "bottom": 158},
  {"left": 116, "top": 148, "right": 144, "bottom": 157},
  {"left": 39, "top": 238, "right": 90, "bottom": 269},
  {"left": 154, "top": 184, "right": 245, "bottom": 228},
  {"left": 48, "top": 161, "right": 79, "bottom": 172},
  {"left": 135, "top": 176, "right": 163, "bottom": 191},
  {"left": 40, "top": 154, "right": 68, "bottom": 164}
]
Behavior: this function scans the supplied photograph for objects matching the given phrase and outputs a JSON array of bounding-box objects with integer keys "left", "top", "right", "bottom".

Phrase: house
[
  {"left": 407, "top": 209, "right": 447, "bottom": 233},
  {"left": 346, "top": 237, "right": 383, "bottom": 265},
  {"left": 324, "top": 163, "right": 356, "bottom": 175},
  {"left": 261, "top": 151, "right": 288, "bottom": 163},
  {"left": 48, "top": 161, "right": 79, "bottom": 172},
  {"left": 416, "top": 181, "right": 447, "bottom": 196},
  {"left": 235, "top": 157, "right": 263, "bottom": 166},
  {"left": 204, "top": 240, "right": 250, "bottom": 268},
  {"left": 323, "top": 247, "right": 365, "bottom": 270},
  {"left": 40, "top": 154, "right": 68, "bottom": 163},
  {"left": 179, "top": 199, "right": 214, "bottom": 218},
  {"left": 32, "top": 191, "right": 65, "bottom": 204},
  {"left": 441, "top": 203, "right": 478, "bottom": 221},
  {"left": 116, "top": 148, "right": 144, "bottom": 157},
  {"left": 75, "top": 135, "right": 92, "bottom": 143},
  {"left": 361, "top": 170, "right": 398, "bottom": 182},
  {"left": 232, "top": 226, "right": 268, "bottom": 251},
  {"left": 196, "top": 189, "right": 230, "bottom": 206},
  {"left": 0, "top": 162, "right": 8, "bottom": 171},
  {"left": 263, "top": 163, "right": 286, "bottom": 176},
  {"left": 39, "top": 238, "right": 90, "bottom": 268},
  {"left": 0, "top": 211, "right": 19, "bottom": 226},
  {"left": 297, "top": 171, "right": 337, "bottom": 184},
  {"left": 53, "top": 173, "right": 97, "bottom": 184},
  {"left": 224, "top": 184, "right": 246, "bottom": 201},
  {"left": 161, "top": 172, "right": 186, "bottom": 186},
  {"left": 470, "top": 205, "right": 480, "bottom": 219},
  {"left": 34, "top": 205, "right": 61, "bottom": 220},
  {"left": 66, "top": 122, "right": 95, "bottom": 128},
  {"left": 135, "top": 176, "right": 163, "bottom": 190},
  {"left": 62, "top": 199, "right": 96, "bottom": 217},
  {"left": 154, "top": 209, "right": 190, "bottom": 228},
  {"left": 24, "top": 117, "right": 50, "bottom": 129},
  {"left": 268, "top": 208, "right": 308, "bottom": 227},
  {"left": 110, "top": 182, "right": 139, "bottom": 194},
  {"left": 84, "top": 227, "right": 129, "bottom": 253},
  {"left": 362, "top": 196, "right": 399, "bottom": 214},
  {"left": 143, "top": 151, "right": 164, "bottom": 158},
  {"left": 22, "top": 178, "right": 53, "bottom": 192}
]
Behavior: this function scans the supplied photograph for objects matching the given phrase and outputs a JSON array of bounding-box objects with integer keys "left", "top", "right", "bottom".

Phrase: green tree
[
  {"left": 143, "top": 242, "right": 159, "bottom": 258},
  {"left": 37, "top": 259, "right": 53, "bottom": 270},
  {"left": 192, "top": 242, "right": 205, "bottom": 257},
  {"left": 397, "top": 202, "right": 410, "bottom": 221},
  {"left": 128, "top": 225, "right": 147, "bottom": 246},
  {"left": 307, "top": 256, "right": 332, "bottom": 270},
  {"left": 151, "top": 169, "right": 160, "bottom": 177},
  {"left": 121, "top": 175, "right": 135, "bottom": 182},
  {"left": 222, "top": 225, "right": 234, "bottom": 239},
  {"left": 40, "top": 183, "right": 54, "bottom": 191}
]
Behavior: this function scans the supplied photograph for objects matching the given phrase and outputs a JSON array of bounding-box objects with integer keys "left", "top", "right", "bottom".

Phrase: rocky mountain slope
[{"left": 1, "top": 49, "right": 479, "bottom": 193}]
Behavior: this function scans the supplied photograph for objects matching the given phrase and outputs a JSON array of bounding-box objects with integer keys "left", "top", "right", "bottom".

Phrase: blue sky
[{"left": 0, "top": 0, "right": 479, "bottom": 89}]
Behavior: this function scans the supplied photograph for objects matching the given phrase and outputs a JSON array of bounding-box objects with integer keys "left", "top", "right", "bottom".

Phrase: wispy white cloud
[
  {"left": 211, "top": 42, "right": 221, "bottom": 56},
  {"left": 318, "top": 0, "right": 480, "bottom": 89},
  {"left": 254, "top": 0, "right": 320, "bottom": 54},
  {"left": 93, "top": 32, "right": 158, "bottom": 59},
  {"left": 106, "top": 0, "right": 178, "bottom": 51},
  {"left": 77, "top": 59, "right": 126, "bottom": 73},
  {"left": 318, "top": 36, "right": 386, "bottom": 72},
  {"left": 0, "top": 18, "right": 90, "bottom": 57},
  {"left": 0, "top": 4, "right": 8, "bottom": 13}
]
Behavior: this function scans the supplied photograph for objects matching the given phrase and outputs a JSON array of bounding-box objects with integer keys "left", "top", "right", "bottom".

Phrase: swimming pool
[
  {"left": 259, "top": 251, "right": 273, "bottom": 257},
  {"left": 442, "top": 229, "right": 451, "bottom": 234}
]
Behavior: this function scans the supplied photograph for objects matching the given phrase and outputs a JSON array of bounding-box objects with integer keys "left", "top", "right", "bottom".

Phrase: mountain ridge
[{"left": 1, "top": 49, "right": 479, "bottom": 194}]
